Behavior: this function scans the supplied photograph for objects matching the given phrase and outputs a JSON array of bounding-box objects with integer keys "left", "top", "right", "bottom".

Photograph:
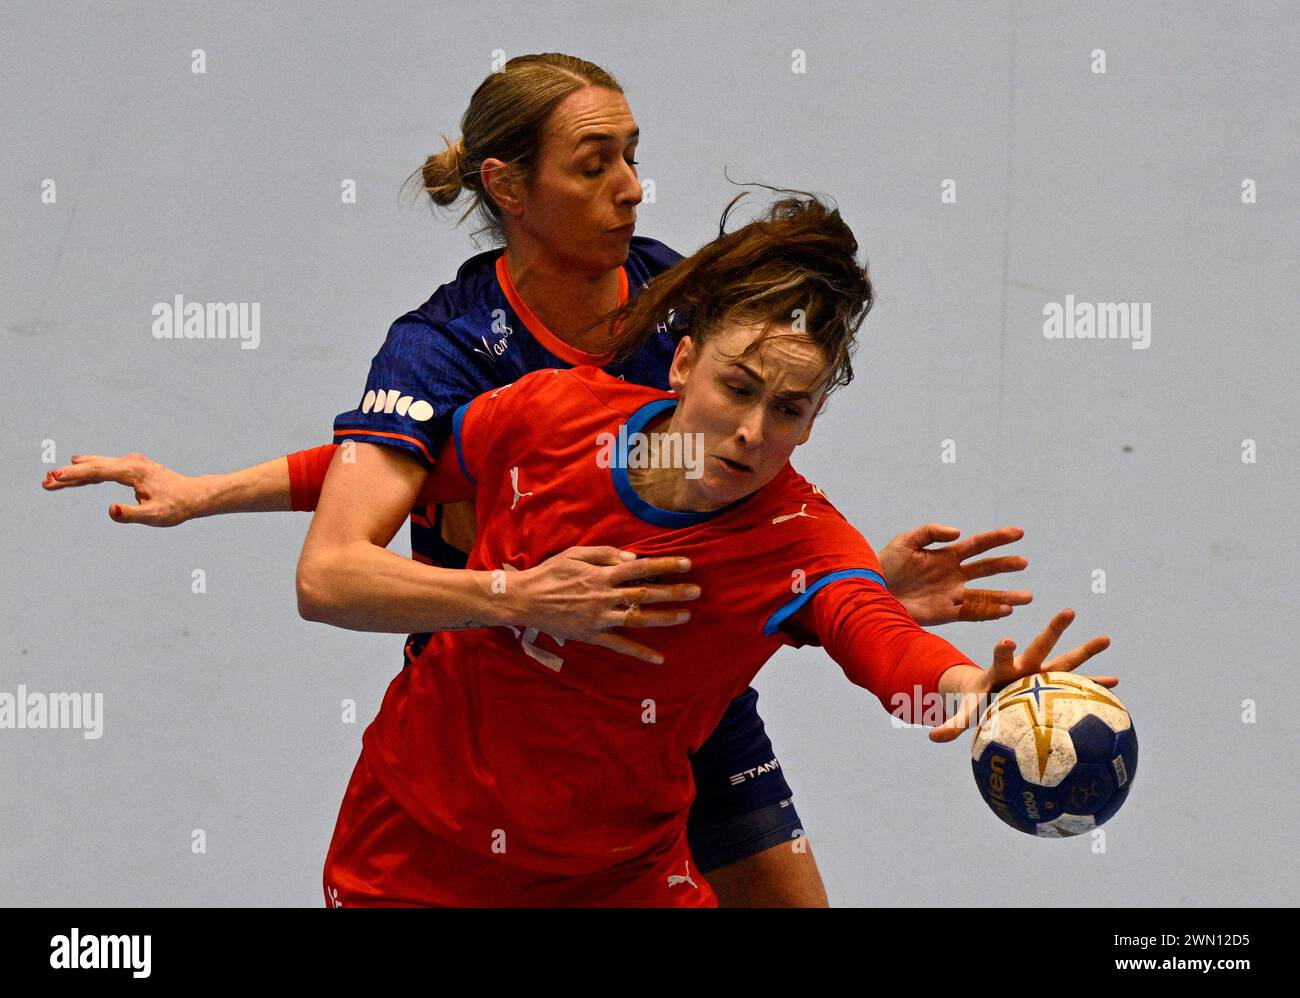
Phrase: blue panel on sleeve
[
  {"left": 450, "top": 400, "right": 475, "bottom": 485},
  {"left": 762, "top": 568, "right": 888, "bottom": 637}
]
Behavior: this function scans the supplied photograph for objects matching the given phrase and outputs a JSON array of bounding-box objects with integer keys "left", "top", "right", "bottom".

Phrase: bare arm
[
  {"left": 295, "top": 442, "right": 500, "bottom": 633},
  {"left": 43, "top": 450, "right": 296, "bottom": 525},
  {"left": 193, "top": 455, "right": 293, "bottom": 515},
  {"left": 295, "top": 442, "right": 701, "bottom": 660}
]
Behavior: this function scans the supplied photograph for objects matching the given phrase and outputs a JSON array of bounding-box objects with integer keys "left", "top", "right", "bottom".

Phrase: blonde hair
[{"left": 404, "top": 53, "right": 623, "bottom": 245}]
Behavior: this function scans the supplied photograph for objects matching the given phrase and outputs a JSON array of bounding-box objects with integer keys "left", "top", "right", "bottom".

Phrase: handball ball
[{"left": 971, "top": 672, "right": 1137, "bottom": 837}]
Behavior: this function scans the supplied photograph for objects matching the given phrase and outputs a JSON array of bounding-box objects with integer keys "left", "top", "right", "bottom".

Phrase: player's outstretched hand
[
  {"left": 879, "top": 523, "right": 1033, "bottom": 625},
  {"left": 42, "top": 452, "right": 200, "bottom": 526},
  {"left": 507, "top": 546, "right": 701, "bottom": 665},
  {"left": 928, "top": 609, "right": 1114, "bottom": 743}
]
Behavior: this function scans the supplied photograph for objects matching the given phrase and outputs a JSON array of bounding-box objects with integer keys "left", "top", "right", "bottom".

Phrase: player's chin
[
  {"left": 596, "top": 232, "right": 633, "bottom": 263},
  {"left": 701, "top": 473, "right": 759, "bottom": 505}
]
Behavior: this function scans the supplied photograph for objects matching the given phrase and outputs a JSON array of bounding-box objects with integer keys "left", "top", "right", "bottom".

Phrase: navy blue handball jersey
[{"left": 332, "top": 236, "right": 683, "bottom": 665}]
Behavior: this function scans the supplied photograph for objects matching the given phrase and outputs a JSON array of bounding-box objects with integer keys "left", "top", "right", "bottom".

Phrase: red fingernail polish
[{"left": 51, "top": 470, "right": 62, "bottom": 479}]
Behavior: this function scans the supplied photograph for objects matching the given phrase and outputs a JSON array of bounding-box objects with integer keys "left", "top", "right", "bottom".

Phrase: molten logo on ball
[{"left": 971, "top": 672, "right": 1137, "bottom": 837}]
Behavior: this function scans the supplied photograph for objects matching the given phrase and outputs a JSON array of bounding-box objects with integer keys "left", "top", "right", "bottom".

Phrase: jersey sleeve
[
  {"left": 785, "top": 579, "right": 976, "bottom": 722},
  {"left": 422, "top": 371, "right": 555, "bottom": 496},
  {"left": 761, "top": 490, "right": 976, "bottom": 721},
  {"left": 283, "top": 433, "right": 474, "bottom": 513},
  {"left": 416, "top": 434, "right": 475, "bottom": 505},
  {"left": 286, "top": 444, "right": 339, "bottom": 512},
  {"left": 760, "top": 494, "right": 889, "bottom": 644},
  {"left": 332, "top": 313, "right": 486, "bottom": 470}
]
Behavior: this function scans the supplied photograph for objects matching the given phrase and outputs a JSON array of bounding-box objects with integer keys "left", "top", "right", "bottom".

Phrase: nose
[
  {"left": 734, "top": 406, "right": 766, "bottom": 450},
  {"left": 618, "top": 160, "right": 643, "bottom": 207}
]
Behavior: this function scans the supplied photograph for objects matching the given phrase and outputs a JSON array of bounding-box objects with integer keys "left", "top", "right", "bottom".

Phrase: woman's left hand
[
  {"left": 879, "top": 523, "right": 1033, "bottom": 625},
  {"left": 928, "top": 609, "right": 1114, "bottom": 743}
]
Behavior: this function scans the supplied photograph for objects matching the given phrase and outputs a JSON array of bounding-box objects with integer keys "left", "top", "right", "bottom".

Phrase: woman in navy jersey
[{"left": 43, "top": 53, "right": 1033, "bottom": 906}]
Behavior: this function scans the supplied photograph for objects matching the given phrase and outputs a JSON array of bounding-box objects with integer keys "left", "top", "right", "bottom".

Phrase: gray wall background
[{"left": 2, "top": 0, "right": 1296, "bottom": 906}]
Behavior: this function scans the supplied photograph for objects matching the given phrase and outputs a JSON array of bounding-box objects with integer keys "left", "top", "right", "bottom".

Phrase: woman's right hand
[
  {"left": 42, "top": 452, "right": 204, "bottom": 526},
  {"left": 505, "top": 546, "right": 701, "bottom": 664}
]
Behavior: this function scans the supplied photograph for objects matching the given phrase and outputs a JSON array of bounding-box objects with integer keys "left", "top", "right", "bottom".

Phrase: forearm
[
  {"left": 297, "top": 540, "right": 509, "bottom": 634},
  {"left": 872, "top": 631, "right": 974, "bottom": 722},
  {"left": 189, "top": 456, "right": 293, "bottom": 517},
  {"left": 868, "top": 640, "right": 980, "bottom": 727},
  {"left": 804, "top": 579, "right": 978, "bottom": 720}
]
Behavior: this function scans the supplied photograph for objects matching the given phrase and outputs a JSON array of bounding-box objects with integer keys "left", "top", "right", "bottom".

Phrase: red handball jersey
[{"left": 360, "top": 366, "right": 973, "bottom": 876}]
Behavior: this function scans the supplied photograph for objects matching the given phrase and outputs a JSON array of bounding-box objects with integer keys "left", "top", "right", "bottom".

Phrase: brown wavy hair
[
  {"left": 600, "top": 187, "right": 873, "bottom": 399},
  {"left": 402, "top": 53, "right": 623, "bottom": 245}
]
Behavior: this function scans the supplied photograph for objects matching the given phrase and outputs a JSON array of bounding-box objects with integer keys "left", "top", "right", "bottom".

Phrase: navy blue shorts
[{"left": 685, "top": 688, "right": 803, "bottom": 873}]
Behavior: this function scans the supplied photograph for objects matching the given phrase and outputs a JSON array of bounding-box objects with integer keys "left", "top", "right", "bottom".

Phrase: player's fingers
[
  {"left": 902, "top": 522, "right": 961, "bottom": 549},
  {"left": 928, "top": 718, "right": 964, "bottom": 742},
  {"left": 960, "top": 555, "right": 1029, "bottom": 582},
  {"left": 44, "top": 458, "right": 135, "bottom": 489},
  {"left": 959, "top": 590, "right": 1003, "bottom": 621},
  {"left": 603, "top": 604, "right": 691, "bottom": 629},
  {"left": 562, "top": 546, "right": 638, "bottom": 567},
  {"left": 1080, "top": 675, "right": 1119, "bottom": 688},
  {"left": 613, "top": 582, "right": 701, "bottom": 605},
  {"left": 950, "top": 526, "right": 1025, "bottom": 561},
  {"left": 1018, "top": 609, "right": 1076, "bottom": 669},
  {"left": 108, "top": 502, "right": 151, "bottom": 525},
  {"left": 608, "top": 555, "right": 692, "bottom": 585},
  {"left": 581, "top": 632, "right": 664, "bottom": 665},
  {"left": 1042, "top": 635, "right": 1111, "bottom": 674},
  {"left": 928, "top": 690, "right": 982, "bottom": 742},
  {"left": 988, "top": 637, "right": 1017, "bottom": 681},
  {"left": 959, "top": 589, "right": 1028, "bottom": 621}
]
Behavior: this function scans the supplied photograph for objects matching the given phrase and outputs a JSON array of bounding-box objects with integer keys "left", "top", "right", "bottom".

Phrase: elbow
[{"left": 295, "top": 552, "right": 332, "bottom": 623}]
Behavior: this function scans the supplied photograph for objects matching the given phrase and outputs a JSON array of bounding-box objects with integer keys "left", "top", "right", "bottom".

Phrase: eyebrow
[
  {"left": 573, "top": 128, "right": 640, "bottom": 151},
  {"left": 730, "top": 362, "right": 816, "bottom": 401}
]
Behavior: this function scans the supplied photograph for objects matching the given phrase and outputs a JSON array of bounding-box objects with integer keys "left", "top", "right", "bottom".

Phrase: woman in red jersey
[
  {"left": 44, "top": 54, "right": 1035, "bottom": 907},
  {"left": 301, "top": 194, "right": 1115, "bottom": 907}
]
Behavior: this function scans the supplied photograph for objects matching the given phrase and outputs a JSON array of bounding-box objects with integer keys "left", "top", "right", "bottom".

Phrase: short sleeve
[
  {"left": 332, "top": 314, "right": 486, "bottom": 470},
  {"left": 760, "top": 500, "right": 888, "bottom": 645},
  {"left": 441, "top": 371, "right": 561, "bottom": 486}
]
